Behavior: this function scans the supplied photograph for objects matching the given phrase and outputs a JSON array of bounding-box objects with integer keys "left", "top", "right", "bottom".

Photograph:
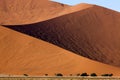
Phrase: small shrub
[
  {"left": 101, "top": 74, "right": 113, "bottom": 77},
  {"left": 81, "top": 73, "right": 89, "bottom": 76},
  {"left": 55, "top": 73, "right": 63, "bottom": 76},
  {"left": 69, "top": 74, "right": 73, "bottom": 76},
  {"left": 109, "top": 74, "right": 113, "bottom": 77},
  {"left": 45, "top": 74, "right": 48, "bottom": 76},
  {"left": 23, "top": 74, "right": 28, "bottom": 76},
  {"left": 90, "top": 73, "right": 97, "bottom": 76}
]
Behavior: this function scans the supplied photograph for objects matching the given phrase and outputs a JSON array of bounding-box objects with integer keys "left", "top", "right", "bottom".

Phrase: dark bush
[
  {"left": 101, "top": 74, "right": 113, "bottom": 77},
  {"left": 55, "top": 73, "right": 63, "bottom": 76},
  {"left": 108, "top": 74, "right": 113, "bottom": 76},
  {"left": 90, "top": 73, "right": 97, "bottom": 76},
  {"left": 23, "top": 74, "right": 28, "bottom": 76},
  {"left": 69, "top": 74, "right": 73, "bottom": 76},
  {"left": 81, "top": 73, "right": 89, "bottom": 76},
  {"left": 45, "top": 74, "right": 48, "bottom": 76}
]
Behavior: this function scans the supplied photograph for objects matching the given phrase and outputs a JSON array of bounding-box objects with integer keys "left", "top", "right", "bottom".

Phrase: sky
[{"left": 52, "top": 0, "right": 120, "bottom": 12}]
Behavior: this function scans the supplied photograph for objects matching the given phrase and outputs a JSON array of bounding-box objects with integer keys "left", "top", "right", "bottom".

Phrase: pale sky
[{"left": 52, "top": 0, "right": 120, "bottom": 12}]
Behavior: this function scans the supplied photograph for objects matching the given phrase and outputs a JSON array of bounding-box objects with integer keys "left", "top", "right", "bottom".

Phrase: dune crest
[
  {"left": 0, "top": 1, "right": 96, "bottom": 25},
  {"left": 60, "top": 3, "right": 94, "bottom": 15},
  {"left": 0, "top": 0, "right": 69, "bottom": 25}
]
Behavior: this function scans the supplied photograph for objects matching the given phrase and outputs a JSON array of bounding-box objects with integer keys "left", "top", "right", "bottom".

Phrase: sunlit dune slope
[
  {"left": 60, "top": 3, "right": 94, "bottom": 14},
  {"left": 0, "top": 0, "right": 69, "bottom": 25},
  {"left": 4, "top": 5, "right": 120, "bottom": 67},
  {"left": 0, "top": 26, "right": 120, "bottom": 76}
]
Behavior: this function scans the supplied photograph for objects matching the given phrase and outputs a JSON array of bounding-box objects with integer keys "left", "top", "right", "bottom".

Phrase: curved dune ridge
[
  {"left": 0, "top": 26, "right": 120, "bottom": 76},
  {"left": 60, "top": 3, "right": 94, "bottom": 15},
  {"left": 4, "top": 4, "right": 120, "bottom": 67},
  {"left": 0, "top": 0, "right": 95, "bottom": 25},
  {"left": 0, "top": 0, "right": 69, "bottom": 25}
]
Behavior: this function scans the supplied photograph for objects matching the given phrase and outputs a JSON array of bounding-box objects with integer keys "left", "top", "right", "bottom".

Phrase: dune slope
[
  {"left": 4, "top": 5, "right": 120, "bottom": 67},
  {"left": 1, "top": 26, "right": 120, "bottom": 76},
  {"left": 0, "top": 0, "right": 69, "bottom": 25}
]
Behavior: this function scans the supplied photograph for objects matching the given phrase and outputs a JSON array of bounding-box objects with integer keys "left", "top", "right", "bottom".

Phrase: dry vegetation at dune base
[{"left": 0, "top": 77, "right": 120, "bottom": 80}]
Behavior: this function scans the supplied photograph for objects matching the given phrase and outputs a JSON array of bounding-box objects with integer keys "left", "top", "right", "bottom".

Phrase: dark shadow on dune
[{"left": 3, "top": 20, "right": 90, "bottom": 58}]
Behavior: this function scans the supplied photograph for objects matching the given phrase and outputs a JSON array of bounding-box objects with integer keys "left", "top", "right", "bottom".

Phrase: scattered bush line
[{"left": 23, "top": 73, "right": 113, "bottom": 77}]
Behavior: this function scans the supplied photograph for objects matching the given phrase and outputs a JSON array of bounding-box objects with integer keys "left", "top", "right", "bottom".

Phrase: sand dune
[
  {"left": 0, "top": 1, "right": 95, "bottom": 25},
  {"left": 1, "top": 0, "right": 120, "bottom": 76},
  {"left": 0, "top": 26, "right": 120, "bottom": 76},
  {"left": 0, "top": 0, "right": 69, "bottom": 25},
  {"left": 4, "top": 5, "right": 120, "bottom": 67}
]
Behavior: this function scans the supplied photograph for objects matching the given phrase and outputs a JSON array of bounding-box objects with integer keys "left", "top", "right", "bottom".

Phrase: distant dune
[
  {"left": 4, "top": 5, "right": 120, "bottom": 67},
  {"left": 0, "top": 0, "right": 69, "bottom": 25},
  {"left": 60, "top": 3, "right": 94, "bottom": 14},
  {"left": 0, "top": 26, "right": 120, "bottom": 76}
]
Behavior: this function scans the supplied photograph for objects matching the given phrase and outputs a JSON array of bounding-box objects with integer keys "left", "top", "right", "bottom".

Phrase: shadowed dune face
[
  {"left": 1, "top": 26, "right": 120, "bottom": 76},
  {"left": 0, "top": 0, "right": 69, "bottom": 25},
  {"left": 4, "top": 5, "right": 120, "bottom": 67}
]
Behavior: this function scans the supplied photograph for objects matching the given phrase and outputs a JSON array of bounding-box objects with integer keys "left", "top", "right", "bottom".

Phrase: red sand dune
[
  {"left": 1, "top": 0, "right": 120, "bottom": 76},
  {"left": 0, "top": 0, "right": 69, "bottom": 25},
  {"left": 4, "top": 5, "right": 120, "bottom": 67},
  {"left": 0, "top": 0, "right": 95, "bottom": 25},
  {"left": 0, "top": 26, "right": 120, "bottom": 76}
]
